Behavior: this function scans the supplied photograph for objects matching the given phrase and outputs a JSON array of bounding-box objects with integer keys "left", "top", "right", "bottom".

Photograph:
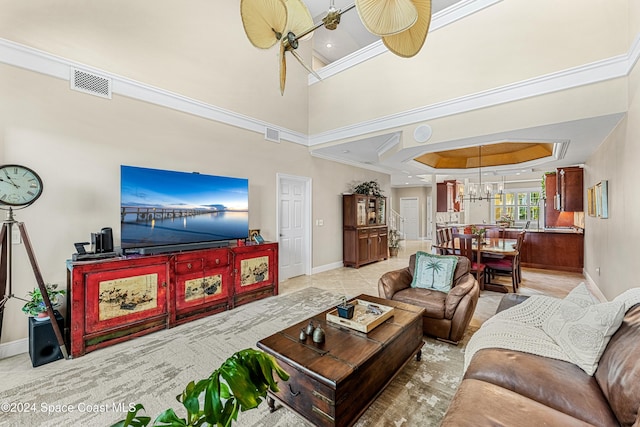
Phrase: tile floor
[{"left": 279, "top": 240, "right": 585, "bottom": 328}]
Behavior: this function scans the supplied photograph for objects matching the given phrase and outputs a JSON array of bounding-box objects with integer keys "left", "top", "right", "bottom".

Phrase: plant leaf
[
  {"left": 203, "top": 372, "right": 223, "bottom": 424},
  {"left": 219, "top": 357, "right": 260, "bottom": 410},
  {"left": 109, "top": 403, "right": 151, "bottom": 427},
  {"left": 153, "top": 408, "right": 187, "bottom": 426}
]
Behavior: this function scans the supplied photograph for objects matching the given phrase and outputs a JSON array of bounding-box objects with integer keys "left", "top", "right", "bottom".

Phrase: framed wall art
[
  {"left": 598, "top": 180, "right": 608, "bottom": 219},
  {"left": 587, "top": 186, "right": 596, "bottom": 217}
]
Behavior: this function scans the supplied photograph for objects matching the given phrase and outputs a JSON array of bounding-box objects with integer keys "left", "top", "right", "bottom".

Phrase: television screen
[{"left": 120, "top": 165, "right": 249, "bottom": 250}]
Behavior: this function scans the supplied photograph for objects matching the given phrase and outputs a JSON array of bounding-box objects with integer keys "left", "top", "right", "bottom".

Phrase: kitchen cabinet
[
  {"left": 555, "top": 166, "right": 583, "bottom": 212},
  {"left": 343, "top": 194, "right": 388, "bottom": 268},
  {"left": 502, "top": 229, "right": 583, "bottom": 273},
  {"left": 437, "top": 180, "right": 463, "bottom": 212}
]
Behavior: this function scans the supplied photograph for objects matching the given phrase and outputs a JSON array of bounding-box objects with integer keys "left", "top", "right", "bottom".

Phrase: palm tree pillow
[{"left": 410, "top": 251, "right": 458, "bottom": 293}]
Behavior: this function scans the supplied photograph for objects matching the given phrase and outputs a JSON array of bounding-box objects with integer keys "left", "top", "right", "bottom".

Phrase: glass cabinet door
[
  {"left": 357, "top": 198, "right": 367, "bottom": 226},
  {"left": 377, "top": 198, "right": 386, "bottom": 225},
  {"left": 367, "top": 198, "right": 377, "bottom": 224}
]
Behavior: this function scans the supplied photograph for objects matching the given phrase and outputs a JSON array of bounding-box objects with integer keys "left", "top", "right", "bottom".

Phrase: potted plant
[
  {"left": 112, "top": 348, "right": 289, "bottom": 427},
  {"left": 388, "top": 229, "right": 401, "bottom": 257},
  {"left": 352, "top": 181, "right": 383, "bottom": 197},
  {"left": 21, "top": 283, "right": 65, "bottom": 320},
  {"left": 470, "top": 225, "right": 486, "bottom": 242}
]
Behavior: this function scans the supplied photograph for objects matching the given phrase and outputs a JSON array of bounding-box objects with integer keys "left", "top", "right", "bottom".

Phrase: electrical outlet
[{"left": 595, "top": 267, "right": 600, "bottom": 276}]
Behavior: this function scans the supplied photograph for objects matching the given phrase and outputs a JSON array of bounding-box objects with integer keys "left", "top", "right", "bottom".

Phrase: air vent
[
  {"left": 70, "top": 68, "right": 112, "bottom": 99},
  {"left": 265, "top": 127, "right": 280, "bottom": 143}
]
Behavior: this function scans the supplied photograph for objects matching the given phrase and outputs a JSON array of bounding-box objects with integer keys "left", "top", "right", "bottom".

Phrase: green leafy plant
[
  {"left": 388, "top": 229, "right": 401, "bottom": 249},
  {"left": 21, "top": 283, "right": 65, "bottom": 317},
  {"left": 352, "top": 181, "right": 383, "bottom": 196},
  {"left": 470, "top": 225, "right": 486, "bottom": 238},
  {"left": 111, "top": 348, "right": 289, "bottom": 427}
]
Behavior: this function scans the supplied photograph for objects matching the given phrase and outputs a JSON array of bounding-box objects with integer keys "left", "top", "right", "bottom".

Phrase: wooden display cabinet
[
  {"left": 343, "top": 194, "right": 388, "bottom": 268},
  {"left": 68, "top": 243, "right": 278, "bottom": 358}
]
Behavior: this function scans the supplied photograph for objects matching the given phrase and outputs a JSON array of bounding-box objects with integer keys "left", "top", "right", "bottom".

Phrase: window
[{"left": 492, "top": 189, "right": 542, "bottom": 227}]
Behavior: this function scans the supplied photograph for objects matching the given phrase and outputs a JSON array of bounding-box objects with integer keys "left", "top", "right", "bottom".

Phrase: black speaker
[
  {"left": 101, "top": 227, "right": 114, "bottom": 253},
  {"left": 29, "top": 311, "right": 65, "bottom": 367}
]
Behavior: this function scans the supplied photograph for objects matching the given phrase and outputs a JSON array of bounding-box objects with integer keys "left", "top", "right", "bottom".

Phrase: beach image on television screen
[{"left": 120, "top": 165, "right": 249, "bottom": 249}]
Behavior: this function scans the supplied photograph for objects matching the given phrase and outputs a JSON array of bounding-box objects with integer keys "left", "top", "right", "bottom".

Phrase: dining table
[{"left": 432, "top": 237, "right": 519, "bottom": 293}]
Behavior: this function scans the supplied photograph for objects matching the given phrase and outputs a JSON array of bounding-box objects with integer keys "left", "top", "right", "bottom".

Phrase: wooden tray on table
[{"left": 326, "top": 299, "right": 395, "bottom": 333}]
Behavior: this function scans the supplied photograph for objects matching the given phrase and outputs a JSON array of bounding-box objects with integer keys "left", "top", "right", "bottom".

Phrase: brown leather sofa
[
  {"left": 441, "top": 296, "right": 640, "bottom": 427},
  {"left": 378, "top": 254, "right": 479, "bottom": 344}
]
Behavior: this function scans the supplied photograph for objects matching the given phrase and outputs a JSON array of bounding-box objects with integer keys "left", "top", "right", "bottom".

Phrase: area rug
[{"left": 0, "top": 288, "right": 475, "bottom": 427}]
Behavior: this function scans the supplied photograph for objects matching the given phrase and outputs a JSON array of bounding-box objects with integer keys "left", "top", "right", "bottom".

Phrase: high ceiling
[
  {"left": 303, "top": 0, "right": 462, "bottom": 65},
  {"left": 301, "top": 1, "right": 626, "bottom": 188}
]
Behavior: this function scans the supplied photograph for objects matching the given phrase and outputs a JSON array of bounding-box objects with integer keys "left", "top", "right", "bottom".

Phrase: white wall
[
  {"left": 583, "top": 73, "right": 640, "bottom": 299},
  {"left": 0, "top": 63, "right": 389, "bottom": 345}
]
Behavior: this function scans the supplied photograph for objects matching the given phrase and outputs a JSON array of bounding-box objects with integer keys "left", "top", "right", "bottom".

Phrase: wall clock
[{"left": 0, "top": 164, "right": 44, "bottom": 208}]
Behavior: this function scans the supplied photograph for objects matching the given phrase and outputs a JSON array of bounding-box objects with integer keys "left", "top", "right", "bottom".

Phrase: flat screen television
[{"left": 120, "top": 165, "right": 249, "bottom": 253}]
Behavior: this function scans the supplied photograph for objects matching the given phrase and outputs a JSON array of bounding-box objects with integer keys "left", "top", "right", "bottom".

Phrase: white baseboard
[
  {"left": 582, "top": 269, "right": 607, "bottom": 302},
  {"left": 0, "top": 337, "right": 28, "bottom": 360},
  {"left": 312, "top": 261, "right": 344, "bottom": 275}
]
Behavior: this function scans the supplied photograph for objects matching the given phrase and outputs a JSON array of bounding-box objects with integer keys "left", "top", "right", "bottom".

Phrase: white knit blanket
[{"left": 464, "top": 287, "right": 640, "bottom": 373}]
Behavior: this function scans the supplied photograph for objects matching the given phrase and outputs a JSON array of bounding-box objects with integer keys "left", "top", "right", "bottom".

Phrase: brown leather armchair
[{"left": 378, "top": 254, "right": 480, "bottom": 344}]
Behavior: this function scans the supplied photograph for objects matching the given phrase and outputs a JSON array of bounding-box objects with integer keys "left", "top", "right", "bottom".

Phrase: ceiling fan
[{"left": 240, "top": 0, "right": 432, "bottom": 94}]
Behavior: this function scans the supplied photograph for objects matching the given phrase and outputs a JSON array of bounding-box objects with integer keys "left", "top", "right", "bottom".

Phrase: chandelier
[
  {"left": 464, "top": 146, "right": 504, "bottom": 202},
  {"left": 240, "top": 0, "right": 433, "bottom": 94}
]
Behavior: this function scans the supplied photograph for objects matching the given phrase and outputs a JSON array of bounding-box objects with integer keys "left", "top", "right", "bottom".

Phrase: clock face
[{"left": 0, "top": 164, "right": 44, "bottom": 207}]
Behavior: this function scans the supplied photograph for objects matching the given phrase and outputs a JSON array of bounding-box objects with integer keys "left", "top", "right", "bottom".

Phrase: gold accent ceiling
[{"left": 414, "top": 142, "right": 554, "bottom": 169}]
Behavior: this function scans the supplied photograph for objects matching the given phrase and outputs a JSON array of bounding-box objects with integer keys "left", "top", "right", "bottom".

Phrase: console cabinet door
[
  {"left": 85, "top": 263, "right": 168, "bottom": 334},
  {"left": 233, "top": 244, "right": 278, "bottom": 307},
  {"left": 175, "top": 267, "right": 231, "bottom": 310},
  {"left": 175, "top": 249, "right": 231, "bottom": 311}
]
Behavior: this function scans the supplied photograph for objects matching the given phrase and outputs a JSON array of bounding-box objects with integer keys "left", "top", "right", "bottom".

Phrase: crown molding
[
  {"left": 0, "top": 38, "right": 308, "bottom": 146},
  {"left": 1, "top": 31, "right": 638, "bottom": 152},
  {"left": 309, "top": 33, "right": 640, "bottom": 146},
  {"left": 309, "top": 0, "right": 504, "bottom": 84}
]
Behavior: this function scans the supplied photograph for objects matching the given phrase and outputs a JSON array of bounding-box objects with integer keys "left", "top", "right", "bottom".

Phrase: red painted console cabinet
[{"left": 67, "top": 243, "right": 278, "bottom": 358}]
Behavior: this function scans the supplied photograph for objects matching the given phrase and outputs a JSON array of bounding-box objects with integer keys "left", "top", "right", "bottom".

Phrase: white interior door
[
  {"left": 277, "top": 174, "right": 310, "bottom": 281},
  {"left": 400, "top": 197, "right": 419, "bottom": 240}
]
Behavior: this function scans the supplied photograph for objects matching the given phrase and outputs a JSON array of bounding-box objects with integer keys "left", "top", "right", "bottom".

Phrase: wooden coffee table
[{"left": 257, "top": 294, "right": 424, "bottom": 427}]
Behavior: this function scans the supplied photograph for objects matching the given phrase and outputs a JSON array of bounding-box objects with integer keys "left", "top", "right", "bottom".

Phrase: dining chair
[
  {"left": 452, "top": 233, "right": 485, "bottom": 290},
  {"left": 444, "top": 227, "right": 453, "bottom": 244},
  {"left": 435, "top": 228, "right": 448, "bottom": 255},
  {"left": 484, "top": 231, "right": 525, "bottom": 291}
]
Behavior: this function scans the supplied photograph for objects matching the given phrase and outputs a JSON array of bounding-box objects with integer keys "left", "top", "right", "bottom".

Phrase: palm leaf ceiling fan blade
[
  {"left": 285, "top": 0, "right": 314, "bottom": 41},
  {"left": 278, "top": 0, "right": 317, "bottom": 94},
  {"left": 240, "top": 0, "right": 288, "bottom": 49},
  {"left": 383, "top": 0, "right": 432, "bottom": 57},
  {"left": 355, "top": 0, "right": 418, "bottom": 36}
]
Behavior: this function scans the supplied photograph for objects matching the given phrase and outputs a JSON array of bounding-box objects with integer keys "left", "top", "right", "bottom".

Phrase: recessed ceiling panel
[{"left": 414, "top": 142, "right": 554, "bottom": 169}]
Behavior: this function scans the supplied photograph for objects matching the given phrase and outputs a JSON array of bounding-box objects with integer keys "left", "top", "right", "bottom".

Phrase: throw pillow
[
  {"left": 542, "top": 297, "right": 625, "bottom": 375},
  {"left": 410, "top": 251, "right": 458, "bottom": 293},
  {"left": 564, "top": 282, "right": 601, "bottom": 308}
]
